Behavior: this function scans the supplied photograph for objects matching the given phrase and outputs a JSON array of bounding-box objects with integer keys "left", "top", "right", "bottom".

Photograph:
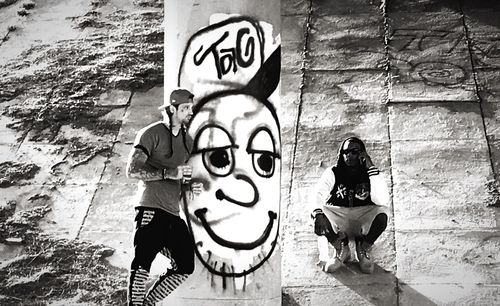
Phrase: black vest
[{"left": 326, "top": 166, "right": 374, "bottom": 207}]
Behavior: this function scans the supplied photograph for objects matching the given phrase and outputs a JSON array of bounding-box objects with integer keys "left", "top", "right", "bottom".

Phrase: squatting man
[
  {"left": 311, "top": 137, "right": 390, "bottom": 274},
  {"left": 125, "top": 89, "right": 203, "bottom": 305}
]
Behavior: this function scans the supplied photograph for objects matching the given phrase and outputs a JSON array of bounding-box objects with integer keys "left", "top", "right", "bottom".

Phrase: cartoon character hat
[{"left": 177, "top": 15, "right": 280, "bottom": 103}]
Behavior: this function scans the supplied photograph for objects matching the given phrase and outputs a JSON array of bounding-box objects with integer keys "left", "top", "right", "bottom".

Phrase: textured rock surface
[
  {"left": 0, "top": 0, "right": 162, "bottom": 304},
  {"left": 2, "top": 0, "right": 500, "bottom": 305},
  {"left": 282, "top": 0, "right": 500, "bottom": 305}
]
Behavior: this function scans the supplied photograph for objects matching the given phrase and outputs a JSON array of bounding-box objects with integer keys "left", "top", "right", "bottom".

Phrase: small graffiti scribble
[
  {"left": 410, "top": 61, "right": 467, "bottom": 87},
  {"left": 391, "top": 28, "right": 464, "bottom": 53},
  {"left": 471, "top": 37, "right": 500, "bottom": 68}
]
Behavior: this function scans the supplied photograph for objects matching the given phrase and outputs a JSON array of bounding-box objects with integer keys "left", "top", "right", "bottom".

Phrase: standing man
[
  {"left": 126, "top": 88, "right": 202, "bottom": 305},
  {"left": 311, "top": 137, "right": 390, "bottom": 274}
]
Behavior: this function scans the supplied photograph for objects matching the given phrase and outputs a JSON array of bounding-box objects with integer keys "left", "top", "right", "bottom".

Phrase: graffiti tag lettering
[
  {"left": 178, "top": 16, "right": 265, "bottom": 93},
  {"left": 410, "top": 61, "right": 466, "bottom": 86},
  {"left": 391, "top": 28, "right": 464, "bottom": 53},
  {"left": 194, "top": 27, "right": 256, "bottom": 79},
  {"left": 389, "top": 28, "right": 471, "bottom": 88},
  {"left": 178, "top": 15, "right": 280, "bottom": 290}
]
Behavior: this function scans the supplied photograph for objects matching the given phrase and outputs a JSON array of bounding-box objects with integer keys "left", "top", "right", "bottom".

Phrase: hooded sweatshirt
[{"left": 311, "top": 138, "right": 390, "bottom": 216}]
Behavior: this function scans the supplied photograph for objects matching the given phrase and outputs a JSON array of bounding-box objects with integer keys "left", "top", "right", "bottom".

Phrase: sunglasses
[{"left": 342, "top": 148, "right": 361, "bottom": 155}]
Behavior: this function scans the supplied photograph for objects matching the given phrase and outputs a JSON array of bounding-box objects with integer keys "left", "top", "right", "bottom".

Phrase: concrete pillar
[{"left": 163, "top": 1, "right": 281, "bottom": 305}]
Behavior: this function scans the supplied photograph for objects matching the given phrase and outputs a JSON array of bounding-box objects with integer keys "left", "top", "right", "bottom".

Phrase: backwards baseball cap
[{"left": 158, "top": 88, "right": 194, "bottom": 110}]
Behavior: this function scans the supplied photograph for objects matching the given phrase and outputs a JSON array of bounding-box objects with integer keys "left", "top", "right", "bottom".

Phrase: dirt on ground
[
  {"left": 0, "top": 0, "right": 163, "bottom": 304},
  {"left": 1, "top": 0, "right": 163, "bottom": 144},
  {"left": 0, "top": 161, "right": 40, "bottom": 188},
  {"left": 0, "top": 197, "right": 128, "bottom": 305}
]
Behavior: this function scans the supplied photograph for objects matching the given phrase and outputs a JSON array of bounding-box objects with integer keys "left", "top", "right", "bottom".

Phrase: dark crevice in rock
[
  {"left": 0, "top": 199, "right": 126, "bottom": 305},
  {"left": 0, "top": 0, "right": 17, "bottom": 9},
  {"left": 0, "top": 8, "right": 163, "bottom": 145},
  {"left": 0, "top": 161, "right": 40, "bottom": 188}
]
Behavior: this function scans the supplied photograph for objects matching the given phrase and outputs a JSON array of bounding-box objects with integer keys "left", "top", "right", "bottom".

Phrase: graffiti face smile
[
  {"left": 185, "top": 93, "right": 280, "bottom": 277},
  {"left": 195, "top": 208, "right": 277, "bottom": 250}
]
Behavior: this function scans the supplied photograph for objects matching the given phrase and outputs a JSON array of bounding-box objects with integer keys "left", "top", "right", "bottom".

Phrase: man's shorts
[{"left": 322, "top": 204, "right": 390, "bottom": 238}]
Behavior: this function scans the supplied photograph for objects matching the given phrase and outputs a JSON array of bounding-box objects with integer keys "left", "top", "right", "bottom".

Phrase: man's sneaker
[
  {"left": 337, "top": 240, "right": 351, "bottom": 263},
  {"left": 324, "top": 240, "right": 350, "bottom": 273},
  {"left": 356, "top": 240, "right": 374, "bottom": 274}
]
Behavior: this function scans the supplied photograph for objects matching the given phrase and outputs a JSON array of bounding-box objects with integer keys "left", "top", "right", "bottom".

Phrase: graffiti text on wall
[
  {"left": 179, "top": 15, "right": 280, "bottom": 291},
  {"left": 193, "top": 26, "right": 262, "bottom": 79}
]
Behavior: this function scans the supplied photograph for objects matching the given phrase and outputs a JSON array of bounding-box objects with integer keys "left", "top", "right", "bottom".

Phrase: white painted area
[
  {"left": 186, "top": 95, "right": 280, "bottom": 278},
  {"left": 164, "top": 0, "right": 196, "bottom": 97},
  {"left": 164, "top": 1, "right": 280, "bottom": 302}
]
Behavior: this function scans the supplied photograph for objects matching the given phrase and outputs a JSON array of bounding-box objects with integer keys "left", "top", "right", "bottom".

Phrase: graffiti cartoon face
[{"left": 184, "top": 92, "right": 280, "bottom": 277}]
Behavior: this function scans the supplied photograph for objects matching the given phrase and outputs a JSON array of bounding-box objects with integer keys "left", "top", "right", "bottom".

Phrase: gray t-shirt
[{"left": 133, "top": 122, "right": 192, "bottom": 215}]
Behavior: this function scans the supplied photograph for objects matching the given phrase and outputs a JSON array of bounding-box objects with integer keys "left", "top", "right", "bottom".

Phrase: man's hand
[
  {"left": 314, "top": 213, "right": 333, "bottom": 236},
  {"left": 176, "top": 165, "right": 192, "bottom": 180},
  {"left": 359, "top": 151, "right": 374, "bottom": 169},
  {"left": 191, "top": 182, "right": 203, "bottom": 195}
]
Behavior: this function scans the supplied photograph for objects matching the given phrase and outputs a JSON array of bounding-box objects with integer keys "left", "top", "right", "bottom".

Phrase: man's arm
[
  {"left": 311, "top": 168, "right": 336, "bottom": 236},
  {"left": 126, "top": 148, "right": 182, "bottom": 181},
  {"left": 311, "top": 168, "right": 335, "bottom": 217},
  {"left": 360, "top": 151, "right": 390, "bottom": 206},
  {"left": 369, "top": 170, "right": 390, "bottom": 206}
]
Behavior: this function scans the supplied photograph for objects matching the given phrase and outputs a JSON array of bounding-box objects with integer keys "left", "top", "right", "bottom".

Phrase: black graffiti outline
[
  {"left": 247, "top": 126, "right": 280, "bottom": 178},
  {"left": 182, "top": 195, "right": 280, "bottom": 278},
  {"left": 194, "top": 208, "right": 276, "bottom": 251},
  {"left": 192, "top": 90, "right": 280, "bottom": 144},
  {"left": 236, "top": 27, "right": 255, "bottom": 68},
  {"left": 193, "top": 31, "right": 230, "bottom": 79},
  {"left": 193, "top": 27, "right": 257, "bottom": 78},
  {"left": 219, "top": 47, "right": 238, "bottom": 75},
  {"left": 182, "top": 89, "right": 281, "bottom": 278},
  {"left": 229, "top": 45, "right": 281, "bottom": 139},
  {"left": 178, "top": 16, "right": 265, "bottom": 85},
  {"left": 180, "top": 17, "right": 280, "bottom": 278},
  {"left": 192, "top": 123, "right": 238, "bottom": 178},
  {"left": 215, "top": 174, "right": 259, "bottom": 207}
]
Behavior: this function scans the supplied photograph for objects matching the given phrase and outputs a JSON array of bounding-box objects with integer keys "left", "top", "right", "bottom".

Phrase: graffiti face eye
[
  {"left": 253, "top": 152, "right": 274, "bottom": 177},
  {"left": 209, "top": 149, "right": 231, "bottom": 168},
  {"left": 204, "top": 147, "right": 234, "bottom": 177},
  {"left": 247, "top": 127, "right": 280, "bottom": 178},
  {"left": 193, "top": 124, "right": 237, "bottom": 177}
]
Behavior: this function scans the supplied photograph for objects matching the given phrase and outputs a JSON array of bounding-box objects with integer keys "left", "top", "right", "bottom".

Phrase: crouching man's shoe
[
  {"left": 356, "top": 240, "right": 374, "bottom": 274},
  {"left": 324, "top": 240, "right": 350, "bottom": 273}
]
